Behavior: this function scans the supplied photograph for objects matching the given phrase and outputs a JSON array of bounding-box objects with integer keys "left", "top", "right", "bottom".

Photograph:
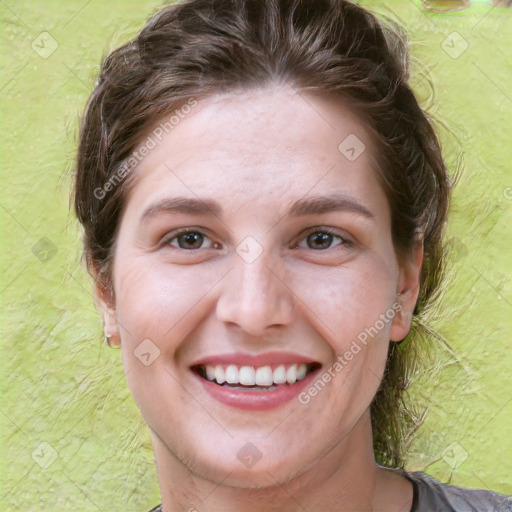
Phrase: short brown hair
[{"left": 73, "top": 0, "right": 451, "bottom": 467}]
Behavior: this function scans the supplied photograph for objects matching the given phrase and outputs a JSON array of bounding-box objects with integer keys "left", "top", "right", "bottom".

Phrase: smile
[
  {"left": 195, "top": 363, "right": 318, "bottom": 387},
  {"left": 191, "top": 356, "right": 322, "bottom": 410}
]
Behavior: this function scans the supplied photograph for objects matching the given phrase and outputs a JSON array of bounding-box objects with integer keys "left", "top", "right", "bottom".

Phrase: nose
[{"left": 216, "top": 250, "right": 295, "bottom": 337}]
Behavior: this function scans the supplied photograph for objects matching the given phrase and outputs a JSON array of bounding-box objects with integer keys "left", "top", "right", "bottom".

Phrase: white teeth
[
  {"left": 296, "top": 363, "right": 307, "bottom": 380},
  {"left": 255, "top": 366, "right": 273, "bottom": 386},
  {"left": 225, "top": 364, "right": 238, "bottom": 384},
  {"left": 239, "top": 366, "right": 256, "bottom": 385},
  {"left": 205, "top": 365, "right": 215, "bottom": 381},
  {"left": 201, "top": 363, "right": 313, "bottom": 386},
  {"left": 273, "top": 364, "right": 287, "bottom": 384},
  {"left": 214, "top": 365, "right": 226, "bottom": 384},
  {"left": 286, "top": 364, "right": 297, "bottom": 384}
]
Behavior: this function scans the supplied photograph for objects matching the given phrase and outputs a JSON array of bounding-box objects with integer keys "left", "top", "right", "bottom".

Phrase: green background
[{"left": 1, "top": 0, "right": 511, "bottom": 510}]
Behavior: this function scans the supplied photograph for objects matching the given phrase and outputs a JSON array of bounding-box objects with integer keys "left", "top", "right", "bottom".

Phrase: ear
[
  {"left": 91, "top": 264, "right": 121, "bottom": 347},
  {"left": 389, "top": 237, "right": 424, "bottom": 343}
]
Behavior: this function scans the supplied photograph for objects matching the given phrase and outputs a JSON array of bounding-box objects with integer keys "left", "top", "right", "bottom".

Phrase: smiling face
[{"left": 96, "top": 84, "right": 421, "bottom": 487}]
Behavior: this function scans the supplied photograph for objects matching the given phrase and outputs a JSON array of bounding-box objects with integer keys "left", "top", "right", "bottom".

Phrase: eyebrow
[{"left": 139, "top": 193, "right": 375, "bottom": 224}]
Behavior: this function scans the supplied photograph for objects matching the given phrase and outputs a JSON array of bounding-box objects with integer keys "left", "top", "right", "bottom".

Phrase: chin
[{"left": 183, "top": 443, "right": 307, "bottom": 489}]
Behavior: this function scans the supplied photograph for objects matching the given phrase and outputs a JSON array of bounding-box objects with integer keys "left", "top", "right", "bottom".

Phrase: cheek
[
  {"left": 113, "top": 259, "right": 214, "bottom": 415},
  {"left": 297, "top": 255, "right": 397, "bottom": 344},
  {"left": 291, "top": 258, "right": 396, "bottom": 432},
  {"left": 296, "top": 254, "right": 396, "bottom": 400},
  {"left": 115, "top": 262, "right": 172, "bottom": 341},
  {"left": 114, "top": 257, "right": 222, "bottom": 349}
]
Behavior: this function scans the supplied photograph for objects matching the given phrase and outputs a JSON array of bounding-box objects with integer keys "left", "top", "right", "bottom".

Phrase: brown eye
[
  {"left": 295, "top": 228, "right": 352, "bottom": 251},
  {"left": 307, "top": 232, "right": 335, "bottom": 250},
  {"left": 177, "top": 232, "right": 204, "bottom": 249},
  {"left": 164, "top": 230, "right": 216, "bottom": 250}
]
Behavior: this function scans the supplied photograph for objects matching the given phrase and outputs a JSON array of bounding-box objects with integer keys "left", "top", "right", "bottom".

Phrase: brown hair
[{"left": 73, "top": 0, "right": 451, "bottom": 467}]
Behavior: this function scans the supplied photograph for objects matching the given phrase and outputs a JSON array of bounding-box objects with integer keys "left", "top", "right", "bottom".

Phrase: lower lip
[{"left": 193, "top": 368, "right": 321, "bottom": 410}]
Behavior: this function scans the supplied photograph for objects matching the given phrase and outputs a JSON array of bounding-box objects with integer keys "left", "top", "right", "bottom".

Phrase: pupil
[
  {"left": 180, "top": 232, "right": 202, "bottom": 249},
  {"left": 310, "top": 232, "right": 331, "bottom": 249}
]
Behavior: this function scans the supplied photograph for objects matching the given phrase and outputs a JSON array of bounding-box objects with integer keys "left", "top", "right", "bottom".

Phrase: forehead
[{"left": 122, "top": 85, "right": 387, "bottom": 221}]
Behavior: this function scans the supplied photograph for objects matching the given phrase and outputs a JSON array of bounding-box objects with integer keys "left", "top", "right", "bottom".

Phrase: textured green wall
[{"left": 1, "top": 1, "right": 510, "bottom": 510}]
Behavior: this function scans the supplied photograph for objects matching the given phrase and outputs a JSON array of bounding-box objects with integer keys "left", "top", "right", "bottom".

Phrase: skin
[{"left": 94, "top": 84, "right": 423, "bottom": 512}]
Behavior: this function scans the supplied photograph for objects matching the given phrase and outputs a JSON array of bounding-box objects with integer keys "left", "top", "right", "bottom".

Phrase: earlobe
[
  {"left": 389, "top": 301, "right": 413, "bottom": 343},
  {"left": 98, "top": 299, "right": 121, "bottom": 347},
  {"left": 389, "top": 239, "right": 423, "bottom": 343},
  {"left": 92, "top": 267, "right": 121, "bottom": 347}
]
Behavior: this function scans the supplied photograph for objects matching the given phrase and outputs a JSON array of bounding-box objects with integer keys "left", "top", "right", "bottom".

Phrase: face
[{"left": 97, "top": 85, "right": 421, "bottom": 487}]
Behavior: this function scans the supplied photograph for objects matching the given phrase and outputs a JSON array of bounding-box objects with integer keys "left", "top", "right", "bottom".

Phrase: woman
[{"left": 72, "top": 0, "right": 512, "bottom": 510}]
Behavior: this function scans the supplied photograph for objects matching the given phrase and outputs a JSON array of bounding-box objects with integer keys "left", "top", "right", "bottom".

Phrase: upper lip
[{"left": 190, "top": 351, "right": 321, "bottom": 368}]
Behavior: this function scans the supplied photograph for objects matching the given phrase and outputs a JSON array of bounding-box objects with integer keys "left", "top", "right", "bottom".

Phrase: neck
[{"left": 151, "top": 410, "right": 412, "bottom": 512}]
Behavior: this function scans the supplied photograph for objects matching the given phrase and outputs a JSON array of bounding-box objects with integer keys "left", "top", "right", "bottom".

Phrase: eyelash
[{"left": 161, "top": 227, "right": 353, "bottom": 251}]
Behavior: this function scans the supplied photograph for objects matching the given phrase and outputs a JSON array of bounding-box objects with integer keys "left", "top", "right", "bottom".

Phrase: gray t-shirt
[
  {"left": 403, "top": 470, "right": 512, "bottom": 512},
  {"left": 147, "top": 470, "right": 512, "bottom": 511}
]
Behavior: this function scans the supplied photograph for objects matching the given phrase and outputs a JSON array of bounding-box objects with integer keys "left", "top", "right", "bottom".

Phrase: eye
[
  {"left": 161, "top": 227, "right": 352, "bottom": 252},
  {"left": 295, "top": 227, "right": 352, "bottom": 251},
  {"left": 163, "top": 229, "right": 219, "bottom": 250}
]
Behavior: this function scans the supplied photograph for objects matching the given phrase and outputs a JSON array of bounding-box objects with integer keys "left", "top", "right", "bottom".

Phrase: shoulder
[
  {"left": 147, "top": 506, "right": 162, "bottom": 512},
  {"left": 403, "top": 470, "right": 512, "bottom": 512}
]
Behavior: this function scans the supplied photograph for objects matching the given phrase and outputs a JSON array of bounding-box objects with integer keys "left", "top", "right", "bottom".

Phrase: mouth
[
  {"left": 193, "top": 362, "right": 321, "bottom": 390},
  {"left": 191, "top": 360, "right": 322, "bottom": 410}
]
